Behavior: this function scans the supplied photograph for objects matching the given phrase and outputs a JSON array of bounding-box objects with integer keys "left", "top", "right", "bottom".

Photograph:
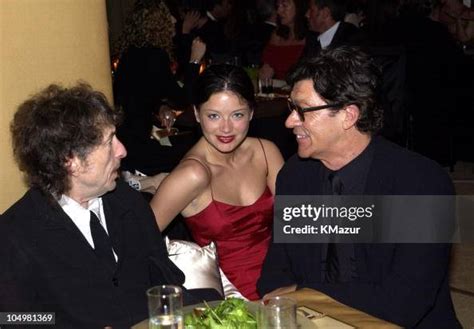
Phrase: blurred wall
[{"left": 0, "top": 0, "right": 113, "bottom": 212}]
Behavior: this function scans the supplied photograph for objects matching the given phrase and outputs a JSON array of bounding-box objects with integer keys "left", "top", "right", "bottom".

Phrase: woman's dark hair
[
  {"left": 192, "top": 64, "right": 256, "bottom": 110},
  {"left": 276, "top": 0, "right": 308, "bottom": 40},
  {"left": 11, "top": 83, "right": 121, "bottom": 198},
  {"left": 287, "top": 46, "right": 383, "bottom": 133}
]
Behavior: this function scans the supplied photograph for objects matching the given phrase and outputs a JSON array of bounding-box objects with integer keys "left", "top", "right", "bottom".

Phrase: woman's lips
[{"left": 217, "top": 135, "right": 235, "bottom": 144}]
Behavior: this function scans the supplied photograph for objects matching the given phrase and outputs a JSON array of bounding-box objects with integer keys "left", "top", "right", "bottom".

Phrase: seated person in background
[
  {"left": 150, "top": 64, "right": 284, "bottom": 300},
  {"left": 246, "top": 0, "right": 278, "bottom": 65},
  {"left": 112, "top": 0, "right": 206, "bottom": 173},
  {"left": 257, "top": 46, "right": 460, "bottom": 328},
  {"left": 0, "top": 83, "right": 219, "bottom": 329},
  {"left": 432, "top": 0, "right": 474, "bottom": 44},
  {"left": 302, "top": 0, "right": 365, "bottom": 59},
  {"left": 259, "top": 0, "right": 308, "bottom": 80},
  {"left": 175, "top": 0, "right": 234, "bottom": 66}
]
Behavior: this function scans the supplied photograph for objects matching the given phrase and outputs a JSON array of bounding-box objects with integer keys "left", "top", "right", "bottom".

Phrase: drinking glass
[
  {"left": 147, "top": 285, "right": 183, "bottom": 329},
  {"left": 261, "top": 78, "right": 274, "bottom": 95},
  {"left": 158, "top": 106, "right": 177, "bottom": 134},
  {"left": 257, "top": 296, "right": 297, "bottom": 329}
]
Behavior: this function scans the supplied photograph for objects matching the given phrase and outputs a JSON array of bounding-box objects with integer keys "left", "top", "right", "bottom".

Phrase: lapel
[
  {"left": 28, "top": 190, "right": 102, "bottom": 267},
  {"left": 34, "top": 188, "right": 128, "bottom": 273},
  {"left": 101, "top": 190, "right": 132, "bottom": 269},
  {"left": 330, "top": 22, "right": 347, "bottom": 48},
  {"left": 37, "top": 191, "right": 92, "bottom": 247}
]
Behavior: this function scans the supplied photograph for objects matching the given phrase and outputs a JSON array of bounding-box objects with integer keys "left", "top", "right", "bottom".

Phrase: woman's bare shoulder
[{"left": 174, "top": 156, "right": 211, "bottom": 187}]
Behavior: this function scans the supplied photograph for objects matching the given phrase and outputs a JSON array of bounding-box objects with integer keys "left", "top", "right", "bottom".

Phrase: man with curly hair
[
  {"left": 258, "top": 46, "right": 460, "bottom": 328},
  {"left": 0, "top": 83, "right": 218, "bottom": 328}
]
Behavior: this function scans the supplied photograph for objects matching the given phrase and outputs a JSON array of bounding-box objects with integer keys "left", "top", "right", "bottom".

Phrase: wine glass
[{"left": 158, "top": 105, "right": 177, "bottom": 134}]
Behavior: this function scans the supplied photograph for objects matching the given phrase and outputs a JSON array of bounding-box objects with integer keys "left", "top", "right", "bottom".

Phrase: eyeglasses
[{"left": 287, "top": 98, "right": 344, "bottom": 121}]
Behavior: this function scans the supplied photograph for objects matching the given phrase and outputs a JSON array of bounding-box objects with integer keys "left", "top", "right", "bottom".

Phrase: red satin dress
[
  {"left": 184, "top": 142, "right": 273, "bottom": 300},
  {"left": 262, "top": 43, "right": 305, "bottom": 79}
]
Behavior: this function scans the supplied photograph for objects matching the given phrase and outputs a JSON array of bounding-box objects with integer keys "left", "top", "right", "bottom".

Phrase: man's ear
[
  {"left": 342, "top": 104, "right": 360, "bottom": 130},
  {"left": 193, "top": 106, "right": 200, "bottom": 123},
  {"left": 321, "top": 6, "right": 331, "bottom": 20},
  {"left": 65, "top": 156, "right": 80, "bottom": 176}
]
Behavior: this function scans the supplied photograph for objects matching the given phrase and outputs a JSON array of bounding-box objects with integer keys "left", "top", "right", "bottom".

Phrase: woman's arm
[
  {"left": 260, "top": 139, "right": 284, "bottom": 195},
  {"left": 150, "top": 159, "right": 210, "bottom": 231}
]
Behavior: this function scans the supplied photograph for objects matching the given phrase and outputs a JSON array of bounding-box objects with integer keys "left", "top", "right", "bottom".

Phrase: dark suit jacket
[
  {"left": 175, "top": 18, "right": 232, "bottom": 67},
  {"left": 302, "top": 21, "right": 365, "bottom": 59},
  {"left": 0, "top": 181, "right": 184, "bottom": 329},
  {"left": 113, "top": 47, "right": 199, "bottom": 140},
  {"left": 258, "top": 137, "right": 460, "bottom": 328}
]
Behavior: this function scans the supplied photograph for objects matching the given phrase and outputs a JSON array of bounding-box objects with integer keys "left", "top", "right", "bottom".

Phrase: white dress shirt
[
  {"left": 318, "top": 21, "right": 341, "bottom": 49},
  {"left": 58, "top": 195, "right": 118, "bottom": 260}
]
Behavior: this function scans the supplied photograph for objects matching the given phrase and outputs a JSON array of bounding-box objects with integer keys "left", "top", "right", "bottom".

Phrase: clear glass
[
  {"left": 261, "top": 78, "right": 274, "bottom": 95},
  {"left": 147, "top": 285, "right": 183, "bottom": 329},
  {"left": 257, "top": 296, "right": 297, "bottom": 329}
]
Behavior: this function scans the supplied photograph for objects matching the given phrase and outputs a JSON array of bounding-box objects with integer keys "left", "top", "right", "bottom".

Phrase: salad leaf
[{"left": 184, "top": 298, "right": 257, "bottom": 329}]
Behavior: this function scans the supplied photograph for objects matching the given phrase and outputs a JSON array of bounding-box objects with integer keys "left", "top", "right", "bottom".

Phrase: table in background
[{"left": 284, "top": 288, "right": 401, "bottom": 329}]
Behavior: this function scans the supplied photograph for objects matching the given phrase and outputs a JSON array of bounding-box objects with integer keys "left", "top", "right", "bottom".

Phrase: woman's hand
[
  {"left": 125, "top": 172, "right": 169, "bottom": 195},
  {"left": 190, "top": 37, "right": 206, "bottom": 63},
  {"left": 259, "top": 63, "right": 275, "bottom": 80},
  {"left": 140, "top": 172, "right": 169, "bottom": 194}
]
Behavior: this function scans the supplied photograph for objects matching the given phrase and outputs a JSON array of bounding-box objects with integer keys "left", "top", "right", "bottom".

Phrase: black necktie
[
  {"left": 325, "top": 172, "right": 354, "bottom": 283},
  {"left": 90, "top": 211, "right": 116, "bottom": 271}
]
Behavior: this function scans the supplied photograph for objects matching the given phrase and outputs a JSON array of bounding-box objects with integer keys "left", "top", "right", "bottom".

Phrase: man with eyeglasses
[{"left": 257, "top": 46, "right": 460, "bottom": 328}]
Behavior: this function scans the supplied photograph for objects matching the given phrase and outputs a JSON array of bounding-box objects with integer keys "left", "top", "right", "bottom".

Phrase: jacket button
[{"left": 112, "top": 277, "right": 119, "bottom": 287}]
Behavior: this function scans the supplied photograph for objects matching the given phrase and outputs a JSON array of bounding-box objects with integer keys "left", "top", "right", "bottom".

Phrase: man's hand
[
  {"left": 190, "top": 37, "right": 206, "bottom": 64},
  {"left": 261, "top": 284, "right": 297, "bottom": 302},
  {"left": 259, "top": 63, "right": 275, "bottom": 80},
  {"left": 182, "top": 10, "right": 201, "bottom": 34}
]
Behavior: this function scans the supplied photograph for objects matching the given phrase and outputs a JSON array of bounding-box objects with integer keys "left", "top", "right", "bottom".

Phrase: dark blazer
[
  {"left": 113, "top": 47, "right": 199, "bottom": 140},
  {"left": 175, "top": 18, "right": 232, "bottom": 67},
  {"left": 302, "top": 21, "right": 364, "bottom": 59},
  {"left": 0, "top": 181, "right": 184, "bottom": 329},
  {"left": 258, "top": 137, "right": 460, "bottom": 328}
]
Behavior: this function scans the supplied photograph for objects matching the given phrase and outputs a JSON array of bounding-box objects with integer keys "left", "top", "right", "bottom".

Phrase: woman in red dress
[
  {"left": 150, "top": 65, "right": 284, "bottom": 300},
  {"left": 260, "top": 0, "right": 308, "bottom": 80}
]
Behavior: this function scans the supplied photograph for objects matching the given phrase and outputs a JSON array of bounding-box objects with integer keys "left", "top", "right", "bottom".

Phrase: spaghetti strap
[
  {"left": 181, "top": 156, "right": 214, "bottom": 200},
  {"left": 257, "top": 139, "right": 269, "bottom": 177}
]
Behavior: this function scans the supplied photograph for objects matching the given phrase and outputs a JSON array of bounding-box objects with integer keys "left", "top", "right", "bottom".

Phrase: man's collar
[
  {"left": 318, "top": 21, "right": 340, "bottom": 49},
  {"left": 207, "top": 11, "right": 217, "bottom": 21},
  {"left": 59, "top": 194, "right": 102, "bottom": 213},
  {"left": 264, "top": 20, "right": 277, "bottom": 27},
  {"left": 325, "top": 136, "right": 375, "bottom": 194}
]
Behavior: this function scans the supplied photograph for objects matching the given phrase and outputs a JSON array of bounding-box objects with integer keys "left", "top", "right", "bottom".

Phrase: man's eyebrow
[{"left": 104, "top": 130, "right": 116, "bottom": 142}]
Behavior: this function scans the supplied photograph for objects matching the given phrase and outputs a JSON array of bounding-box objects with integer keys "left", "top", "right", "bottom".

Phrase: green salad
[{"left": 184, "top": 298, "right": 257, "bottom": 329}]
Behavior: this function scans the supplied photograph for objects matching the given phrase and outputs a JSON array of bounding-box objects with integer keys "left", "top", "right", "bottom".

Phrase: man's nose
[
  {"left": 114, "top": 137, "right": 127, "bottom": 158},
  {"left": 285, "top": 110, "right": 301, "bottom": 128}
]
